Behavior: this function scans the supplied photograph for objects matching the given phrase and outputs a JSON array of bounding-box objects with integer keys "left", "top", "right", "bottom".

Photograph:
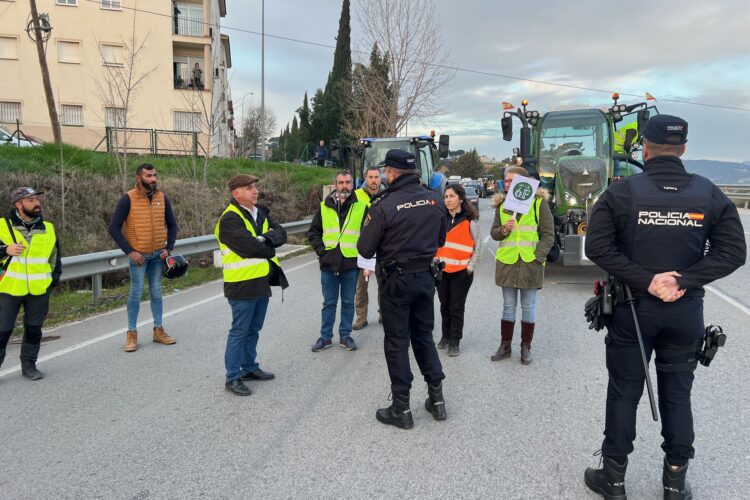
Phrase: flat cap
[
  {"left": 11, "top": 187, "right": 44, "bottom": 204},
  {"left": 643, "top": 114, "right": 688, "bottom": 145},
  {"left": 378, "top": 149, "right": 417, "bottom": 170},
  {"left": 228, "top": 174, "right": 259, "bottom": 191}
]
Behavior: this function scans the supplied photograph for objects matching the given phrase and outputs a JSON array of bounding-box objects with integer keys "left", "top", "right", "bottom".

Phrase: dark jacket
[
  {"left": 217, "top": 200, "right": 288, "bottom": 299},
  {"left": 585, "top": 155, "right": 746, "bottom": 294},
  {"left": 490, "top": 189, "right": 554, "bottom": 289},
  {"left": 307, "top": 191, "right": 362, "bottom": 273},
  {"left": 357, "top": 173, "right": 446, "bottom": 270},
  {"left": 1, "top": 209, "right": 62, "bottom": 288}
]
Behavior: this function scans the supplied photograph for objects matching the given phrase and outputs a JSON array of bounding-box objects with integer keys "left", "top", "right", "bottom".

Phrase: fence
[
  {"left": 716, "top": 184, "right": 750, "bottom": 209},
  {"left": 60, "top": 219, "right": 312, "bottom": 299},
  {"left": 93, "top": 127, "right": 206, "bottom": 157}
]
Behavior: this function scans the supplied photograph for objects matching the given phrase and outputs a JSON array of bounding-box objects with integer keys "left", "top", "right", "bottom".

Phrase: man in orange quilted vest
[{"left": 108, "top": 163, "right": 179, "bottom": 353}]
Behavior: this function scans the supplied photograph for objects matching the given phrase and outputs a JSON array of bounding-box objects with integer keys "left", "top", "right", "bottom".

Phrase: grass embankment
[
  {"left": 0, "top": 144, "right": 333, "bottom": 254},
  {"left": 1, "top": 144, "right": 328, "bottom": 333}
]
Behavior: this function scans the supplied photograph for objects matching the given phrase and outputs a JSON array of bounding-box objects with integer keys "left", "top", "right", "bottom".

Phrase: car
[
  {"left": 464, "top": 186, "right": 480, "bottom": 207},
  {"left": 0, "top": 126, "right": 40, "bottom": 147}
]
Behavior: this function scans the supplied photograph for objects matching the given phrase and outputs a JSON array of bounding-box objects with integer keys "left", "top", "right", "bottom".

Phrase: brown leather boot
[
  {"left": 124, "top": 330, "right": 138, "bottom": 352},
  {"left": 153, "top": 326, "right": 176, "bottom": 345},
  {"left": 491, "top": 320, "right": 514, "bottom": 361},
  {"left": 520, "top": 321, "right": 535, "bottom": 365}
]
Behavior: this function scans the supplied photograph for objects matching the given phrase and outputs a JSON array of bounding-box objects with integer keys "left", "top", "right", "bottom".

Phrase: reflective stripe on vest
[
  {"left": 320, "top": 199, "right": 367, "bottom": 258},
  {"left": 0, "top": 221, "right": 56, "bottom": 296},
  {"left": 214, "top": 205, "right": 280, "bottom": 283},
  {"left": 496, "top": 199, "right": 540, "bottom": 264},
  {"left": 435, "top": 219, "right": 475, "bottom": 273}
]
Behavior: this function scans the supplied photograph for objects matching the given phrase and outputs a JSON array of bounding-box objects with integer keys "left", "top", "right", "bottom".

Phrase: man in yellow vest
[
  {"left": 109, "top": 163, "right": 179, "bottom": 353},
  {"left": 0, "top": 187, "right": 61, "bottom": 380},
  {"left": 216, "top": 174, "right": 288, "bottom": 396},
  {"left": 353, "top": 166, "right": 383, "bottom": 330},
  {"left": 307, "top": 171, "right": 366, "bottom": 352}
]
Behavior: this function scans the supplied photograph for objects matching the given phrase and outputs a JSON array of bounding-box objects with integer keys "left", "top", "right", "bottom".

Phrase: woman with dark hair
[
  {"left": 434, "top": 184, "right": 481, "bottom": 356},
  {"left": 489, "top": 166, "right": 554, "bottom": 365}
]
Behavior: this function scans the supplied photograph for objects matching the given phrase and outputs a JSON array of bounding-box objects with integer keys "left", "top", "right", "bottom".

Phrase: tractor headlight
[{"left": 565, "top": 192, "right": 578, "bottom": 206}]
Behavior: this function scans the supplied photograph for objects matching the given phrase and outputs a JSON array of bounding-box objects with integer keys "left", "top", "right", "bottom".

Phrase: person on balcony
[{"left": 192, "top": 63, "right": 203, "bottom": 90}]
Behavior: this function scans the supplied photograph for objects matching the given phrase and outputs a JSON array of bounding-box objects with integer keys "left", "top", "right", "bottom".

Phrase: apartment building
[{"left": 0, "top": 0, "right": 235, "bottom": 157}]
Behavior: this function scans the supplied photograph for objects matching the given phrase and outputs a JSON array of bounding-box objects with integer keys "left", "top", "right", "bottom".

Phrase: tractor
[
  {"left": 501, "top": 94, "right": 658, "bottom": 265},
  {"left": 330, "top": 133, "right": 451, "bottom": 195}
]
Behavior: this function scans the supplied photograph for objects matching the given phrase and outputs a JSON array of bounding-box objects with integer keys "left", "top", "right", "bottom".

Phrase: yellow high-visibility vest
[
  {"left": 0, "top": 220, "right": 56, "bottom": 296},
  {"left": 320, "top": 199, "right": 366, "bottom": 258},
  {"left": 495, "top": 198, "right": 541, "bottom": 264},
  {"left": 214, "top": 205, "right": 280, "bottom": 283},
  {"left": 355, "top": 188, "right": 372, "bottom": 207}
]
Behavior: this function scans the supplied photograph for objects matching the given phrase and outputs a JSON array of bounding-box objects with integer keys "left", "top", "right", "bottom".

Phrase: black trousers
[
  {"left": 436, "top": 269, "right": 474, "bottom": 344},
  {"left": 602, "top": 296, "right": 704, "bottom": 466},
  {"left": 0, "top": 292, "right": 51, "bottom": 367},
  {"left": 380, "top": 271, "right": 445, "bottom": 396}
]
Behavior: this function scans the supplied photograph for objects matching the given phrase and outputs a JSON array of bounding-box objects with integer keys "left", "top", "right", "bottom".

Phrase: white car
[{"left": 0, "top": 126, "right": 40, "bottom": 147}]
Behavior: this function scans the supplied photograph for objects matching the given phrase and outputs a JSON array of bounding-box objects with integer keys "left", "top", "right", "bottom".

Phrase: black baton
[{"left": 623, "top": 284, "right": 659, "bottom": 422}]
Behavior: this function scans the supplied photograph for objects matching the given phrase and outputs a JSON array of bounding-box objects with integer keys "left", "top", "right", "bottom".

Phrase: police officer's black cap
[
  {"left": 378, "top": 149, "right": 417, "bottom": 170},
  {"left": 643, "top": 114, "right": 688, "bottom": 145}
]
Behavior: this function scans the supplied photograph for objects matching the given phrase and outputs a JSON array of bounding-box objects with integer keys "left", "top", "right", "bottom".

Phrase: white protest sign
[{"left": 503, "top": 174, "right": 540, "bottom": 214}]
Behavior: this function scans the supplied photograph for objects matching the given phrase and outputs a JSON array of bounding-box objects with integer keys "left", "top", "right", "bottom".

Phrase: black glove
[{"left": 584, "top": 295, "right": 606, "bottom": 331}]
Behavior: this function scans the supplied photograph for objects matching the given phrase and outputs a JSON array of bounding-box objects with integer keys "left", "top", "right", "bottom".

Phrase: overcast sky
[{"left": 225, "top": 0, "right": 750, "bottom": 162}]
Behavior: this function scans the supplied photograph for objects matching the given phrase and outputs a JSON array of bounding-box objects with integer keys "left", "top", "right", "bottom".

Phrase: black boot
[
  {"left": 584, "top": 456, "right": 627, "bottom": 500},
  {"left": 20, "top": 341, "right": 43, "bottom": 381},
  {"left": 424, "top": 382, "right": 447, "bottom": 420},
  {"left": 376, "top": 393, "right": 413, "bottom": 429},
  {"left": 663, "top": 458, "right": 692, "bottom": 500}
]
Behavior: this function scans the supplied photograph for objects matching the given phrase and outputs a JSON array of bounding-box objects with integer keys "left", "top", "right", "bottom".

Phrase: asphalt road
[{"left": 1, "top": 202, "right": 748, "bottom": 500}]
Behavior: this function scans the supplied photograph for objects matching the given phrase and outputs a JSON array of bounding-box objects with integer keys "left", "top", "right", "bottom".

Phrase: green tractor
[
  {"left": 501, "top": 94, "right": 658, "bottom": 265},
  {"left": 330, "top": 133, "right": 451, "bottom": 194}
]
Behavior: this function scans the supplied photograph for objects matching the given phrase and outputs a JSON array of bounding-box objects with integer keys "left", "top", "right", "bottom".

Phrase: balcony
[
  {"left": 173, "top": 64, "right": 205, "bottom": 90},
  {"left": 173, "top": 15, "right": 204, "bottom": 37}
]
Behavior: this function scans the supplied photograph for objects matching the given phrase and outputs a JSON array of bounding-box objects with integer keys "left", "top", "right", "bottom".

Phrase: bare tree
[
  {"left": 346, "top": 43, "right": 395, "bottom": 138},
  {"left": 356, "top": 0, "right": 454, "bottom": 134},
  {"left": 93, "top": 4, "right": 157, "bottom": 192},
  {"left": 240, "top": 105, "right": 277, "bottom": 157}
]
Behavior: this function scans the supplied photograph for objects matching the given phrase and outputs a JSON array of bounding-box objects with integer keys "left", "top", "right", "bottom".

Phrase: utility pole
[
  {"left": 28, "top": 0, "right": 62, "bottom": 143},
  {"left": 260, "top": 0, "right": 265, "bottom": 161}
]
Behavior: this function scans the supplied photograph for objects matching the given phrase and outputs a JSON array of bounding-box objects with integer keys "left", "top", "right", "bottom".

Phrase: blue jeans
[
  {"left": 501, "top": 287, "right": 537, "bottom": 323},
  {"left": 320, "top": 269, "right": 358, "bottom": 340},
  {"left": 225, "top": 297, "right": 269, "bottom": 382},
  {"left": 127, "top": 250, "right": 164, "bottom": 331}
]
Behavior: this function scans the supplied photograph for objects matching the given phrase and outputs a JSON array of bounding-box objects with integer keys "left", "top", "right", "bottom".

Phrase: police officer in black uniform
[
  {"left": 357, "top": 149, "right": 448, "bottom": 429},
  {"left": 583, "top": 115, "right": 746, "bottom": 499}
]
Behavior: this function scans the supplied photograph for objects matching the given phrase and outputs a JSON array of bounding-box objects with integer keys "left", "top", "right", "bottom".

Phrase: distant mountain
[{"left": 682, "top": 160, "right": 750, "bottom": 184}]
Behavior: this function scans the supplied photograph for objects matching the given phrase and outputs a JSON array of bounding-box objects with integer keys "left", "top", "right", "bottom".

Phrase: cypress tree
[{"left": 321, "top": 0, "right": 352, "bottom": 141}]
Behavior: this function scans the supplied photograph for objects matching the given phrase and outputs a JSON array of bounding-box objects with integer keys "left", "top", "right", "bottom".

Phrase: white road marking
[
  {"left": 0, "top": 258, "right": 318, "bottom": 378},
  {"left": 706, "top": 285, "right": 750, "bottom": 317},
  {"left": 483, "top": 235, "right": 490, "bottom": 244}
]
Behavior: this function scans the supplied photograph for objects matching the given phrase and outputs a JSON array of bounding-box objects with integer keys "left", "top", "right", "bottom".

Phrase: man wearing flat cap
[
  {"left": 357, "top": 149, "right": 448, "bottom": 429},
  {"left": 0, "top": 187, "right": 61, "bottom": 380},
  {"left": 583, "top": 115, "right": 746, "bottom": 499},
  {"left": 215, "top": 174, "right": 288, "bottom": 396}
]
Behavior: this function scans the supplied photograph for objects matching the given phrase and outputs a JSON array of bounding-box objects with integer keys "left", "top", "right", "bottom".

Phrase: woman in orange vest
[{"left": 435, "top": 184, "right": 481, "bottom": 356}]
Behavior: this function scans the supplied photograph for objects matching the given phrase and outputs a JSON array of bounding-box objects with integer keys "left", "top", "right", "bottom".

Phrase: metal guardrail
[
  {"left": 60, "top": 218, "right": 312, "bottom": 299},
  {"left": 716, "top": 184, "right": 750, "bottom": 209}
]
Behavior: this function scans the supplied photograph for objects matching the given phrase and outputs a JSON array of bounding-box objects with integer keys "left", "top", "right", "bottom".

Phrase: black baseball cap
[
  {"left": 378, "top": 149, "right": 417, "bottom": 170},
  {"left": 642, "top": 114, "right": 688, "bottom": 145}
]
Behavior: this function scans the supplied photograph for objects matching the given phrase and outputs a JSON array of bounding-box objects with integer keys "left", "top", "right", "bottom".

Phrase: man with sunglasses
[{"left": 0, "top": 187, "right": 61, "bottom": 380}]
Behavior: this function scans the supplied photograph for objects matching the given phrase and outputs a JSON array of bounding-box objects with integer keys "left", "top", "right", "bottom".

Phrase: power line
[{"left": 81, "top": 0, "right": 750, "bottom": 112}]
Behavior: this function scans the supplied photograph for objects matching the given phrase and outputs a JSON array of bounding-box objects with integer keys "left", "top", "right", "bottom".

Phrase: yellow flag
[
  {"left": 645, "top": 92, "right": 656, "bottom": 101},
  {"left": 502, "top": 102, "right": 515, "bottom": 110}
]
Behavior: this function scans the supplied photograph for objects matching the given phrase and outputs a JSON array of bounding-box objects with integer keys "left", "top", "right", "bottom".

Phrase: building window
[
  {"left": 101, "top": 0, "right": 121, "bottom": 10},
  {"left": 100, "top": 43, "right": 123, "bottom": 66},
  {"left": 0, "top": 101, "right": 22, "bottom": 124},
  {"left": 56, "top": 0, "right": 78, "bottom": 6},
  {"left": 174, "top": 111, "right": 202, "bottom": 132},
  {"left": 57, "top": 40, "right": 81, "bottom": 64},
  {"left": 105, "top": 107, "right": 125, "bottom": 128},
  {"left": 174, "top": 3, "right": 204, "bottom": 36},
  {"left": 0, "top": 36, "right": 18, "bottom": 59},
  {"left": 60, "top": 104, "right": 84, "bottom": 126}
]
